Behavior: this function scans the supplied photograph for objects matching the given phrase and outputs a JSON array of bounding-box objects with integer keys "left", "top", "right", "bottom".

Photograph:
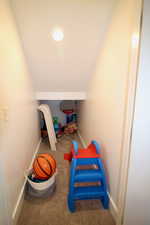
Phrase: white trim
[
  {"left": 28, "top": 139, "right": 42, "bottom": 170},
  {"left": 77, "top": 130, "right": 87, "bottom": 148},
  {"left": 77, "top": 131, "right": 118, "bottom": 222},
  {"left": 36, "top": 92, "right": 87, "bottom": 100},
  {"left": 108, "top": 193, "right": 118, "bottom": 222},
  {"left": 12, "top": 139, "right": 41, "bottom": 225},
  {"left": 117, "top": 1, "right": 143, "bottom": 225}
]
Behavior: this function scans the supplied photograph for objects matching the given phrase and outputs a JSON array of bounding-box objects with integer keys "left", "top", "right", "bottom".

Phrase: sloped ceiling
[{"left": 11, "top": 0, "right": 115, "bottom": 92}]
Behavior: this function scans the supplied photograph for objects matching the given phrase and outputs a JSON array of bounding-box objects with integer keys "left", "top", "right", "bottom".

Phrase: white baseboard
[
  {"left": 108, "top": 192, "right": 118, "bottom": 222},
  {"left": 77, "top": 131, "right": 118, "bottom": 222},
  {"left": 12, "top": 138, "right": 41, "bottom": 225},
  {"left": 77, "top": 130, "right": 87, "bottom": 148},
  {"left": 28, "top": 139, "right": 42, "bottom": 170}
]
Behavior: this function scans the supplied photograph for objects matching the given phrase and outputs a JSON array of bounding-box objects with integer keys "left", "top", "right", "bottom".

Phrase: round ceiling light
[{"left": 52, "top": 28, "right": 64, "bottom": 41}]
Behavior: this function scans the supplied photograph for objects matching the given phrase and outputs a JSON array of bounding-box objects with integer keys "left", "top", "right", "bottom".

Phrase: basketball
[{"left": 33, "top": 153, "right": 56, "bottom": 180}]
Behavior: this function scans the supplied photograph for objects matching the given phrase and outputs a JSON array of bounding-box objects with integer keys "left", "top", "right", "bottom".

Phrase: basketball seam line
[
  {"left": 36, "top": 158, "right": 51, "bottom": 177},
  {"left": 39, "top": 155, "right": 54, "bottom": 174}
]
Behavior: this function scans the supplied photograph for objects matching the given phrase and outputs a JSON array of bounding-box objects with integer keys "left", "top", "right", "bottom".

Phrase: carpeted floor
[{"left": 17, "top": 134, "right": 115, "bottom": 225}]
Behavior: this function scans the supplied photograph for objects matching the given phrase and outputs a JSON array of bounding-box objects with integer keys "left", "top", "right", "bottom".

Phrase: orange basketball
[{"left": 33, "top": 153, "right": 56, "bottom": 180}]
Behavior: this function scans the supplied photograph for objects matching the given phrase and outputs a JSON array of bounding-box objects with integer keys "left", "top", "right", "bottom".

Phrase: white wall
[
  {"left": 124, "top": 1, "right": 150, "bottom": 224},
  {"left": 11, "top": 0, "right": 116, "bottom": 92},
  {"left": 78, "top": 0, "right": 140, "bottom": 213},
  {"left": 0, "top": 0, "right": 40, "bottom": 223}
]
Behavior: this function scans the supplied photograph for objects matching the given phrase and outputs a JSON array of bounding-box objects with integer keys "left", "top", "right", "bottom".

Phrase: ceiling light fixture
[{"left": 52, "top": 28, "right": 64, "bottom": 41}]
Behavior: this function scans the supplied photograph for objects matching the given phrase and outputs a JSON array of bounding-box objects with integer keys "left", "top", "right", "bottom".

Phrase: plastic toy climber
[{"left": 65, "top": 140, "right": 109, "bottom": 212}]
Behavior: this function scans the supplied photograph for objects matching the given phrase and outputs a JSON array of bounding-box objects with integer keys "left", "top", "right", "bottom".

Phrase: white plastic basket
[{"left": 25, "top": 169, "right": 57, "bottom": 191}]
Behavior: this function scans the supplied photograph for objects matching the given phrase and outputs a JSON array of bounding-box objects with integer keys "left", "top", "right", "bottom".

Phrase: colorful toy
[
  {"left": 64, "top": 122, "right": 77, "bottom": 135},
  {"left": 65, "top": 140, "right": 109, "bottom": 212},
  {"left": 33, "top": 154, "right": 56, "bottom": 180},
  {"left": 60, "top": 100, "right": 77, "bottom": 124},
  {"left": 53, "top": 116, "right": 64, "bottom": 138},
  {"left": 53, "top": 117, "right": 59, "bottom": 134}
]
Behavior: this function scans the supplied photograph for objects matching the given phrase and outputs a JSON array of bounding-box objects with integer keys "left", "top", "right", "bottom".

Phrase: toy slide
[
  {"left": 38, "top": 104, "right": 57, "bottom": 151},
  {"left": 66, "top": 140, "right": 109, "bottom": 212}
]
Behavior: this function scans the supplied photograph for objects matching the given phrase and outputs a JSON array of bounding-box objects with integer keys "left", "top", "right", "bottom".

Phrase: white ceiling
[{"left": 11, "top": 0, "right": 115, "bottom": 92}]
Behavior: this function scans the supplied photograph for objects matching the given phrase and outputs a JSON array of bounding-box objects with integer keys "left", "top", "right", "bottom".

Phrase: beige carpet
[{"left": 17, "top": 134, "right": 115, "bottom": 225}]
